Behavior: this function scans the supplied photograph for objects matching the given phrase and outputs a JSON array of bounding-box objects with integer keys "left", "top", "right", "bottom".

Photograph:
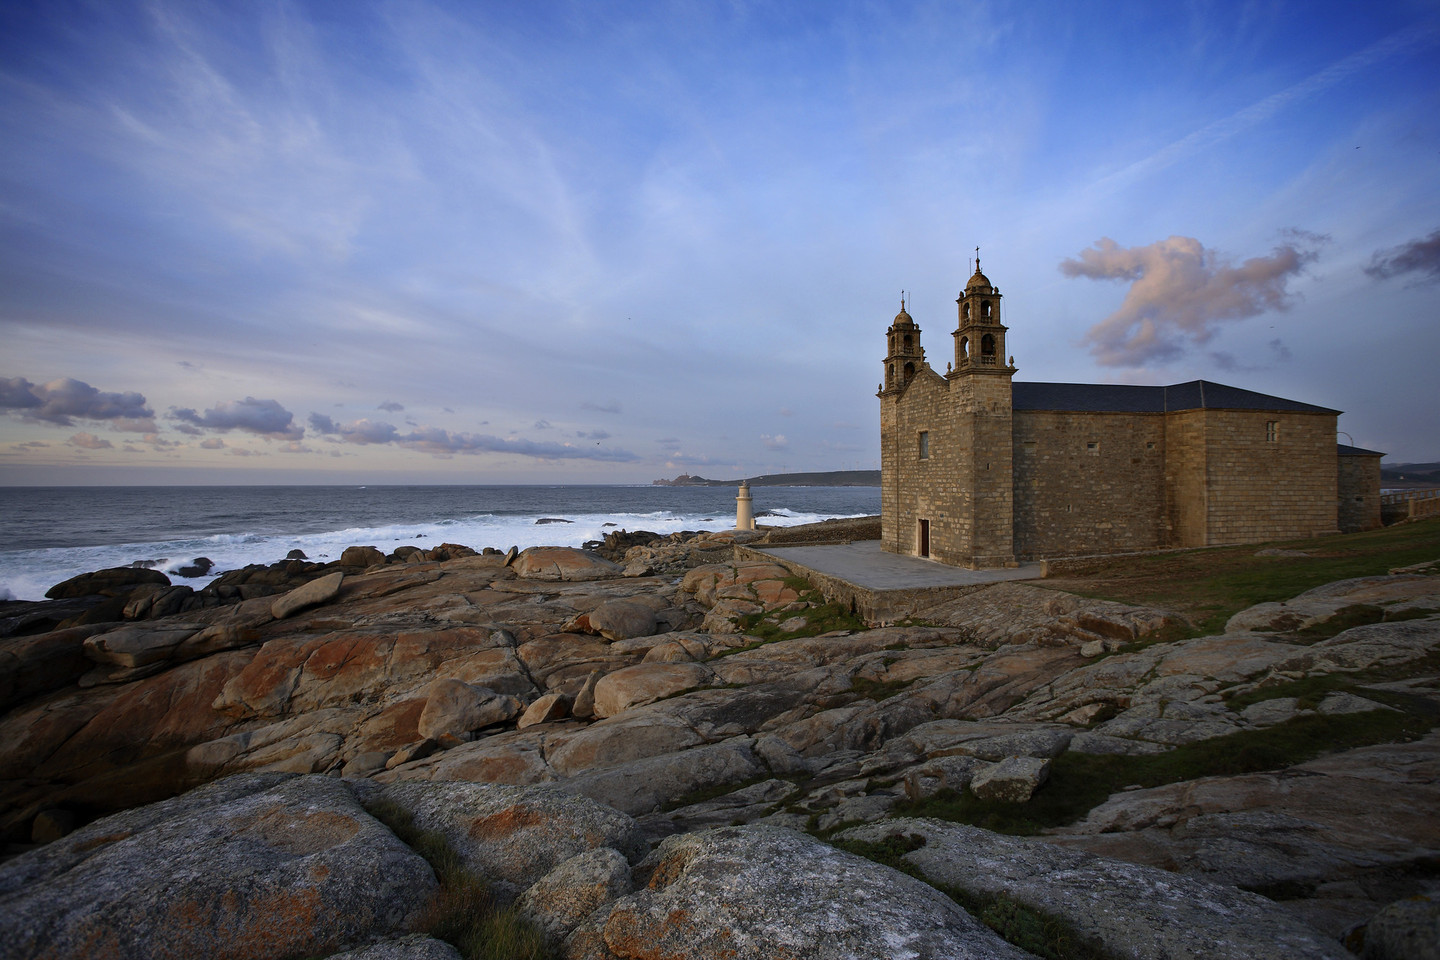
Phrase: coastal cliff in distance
[{"left": 653, "top": 469, "right": 880, "bottom": 487}]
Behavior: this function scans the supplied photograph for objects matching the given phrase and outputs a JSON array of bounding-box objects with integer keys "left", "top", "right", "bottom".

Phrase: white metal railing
[{"left": 1381, "top": 488, "right": 1440, "bottom": 504}]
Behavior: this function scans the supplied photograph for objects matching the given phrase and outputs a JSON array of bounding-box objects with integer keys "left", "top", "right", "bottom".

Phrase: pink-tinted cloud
[
  {"left": 67, "top": 432, "right": 113, "bottom": 449},
  {"left": 1060, "top": 234, "right": 1323, "bottom": 366}
]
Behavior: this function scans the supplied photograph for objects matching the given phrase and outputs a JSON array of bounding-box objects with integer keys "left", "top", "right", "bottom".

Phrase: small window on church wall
[
  {"left": 903, "top": 333, "right": 912, "bottom": 352},
  {"left": 981, "top": 334, "right": 995, "bottom": 356},
  {"left": 904, "top": 362, "right": 915, "bottom": 382},
  {"left": 1266, "top": 421, "right": 1279, "bottom": 442},
  {"left": 1145, "top": 441, "right": 1156, "bottom": 450},
  {"left": 960, "top": 336, "right": 969, "bottom": 358},
  {"left": 962, "top": 302, "right": 970, "bottom": 320},
  {"left": 982, "top": 301, "right": 992, "bottom": 318},
  {"left": 1087, "top": 441, "right": 1100, "bottom": 455},
  {"left": 918, "top": 431, "right": 930, "bottom": 460}
]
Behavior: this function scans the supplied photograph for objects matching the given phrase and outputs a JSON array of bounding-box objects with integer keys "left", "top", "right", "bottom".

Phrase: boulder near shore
[{"left": 2, "top": 524, "right": 1438, "bottom": 959}]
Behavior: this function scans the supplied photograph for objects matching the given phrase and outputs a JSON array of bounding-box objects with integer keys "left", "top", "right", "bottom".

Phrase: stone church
[{"left": 878, "top": 260, "right": 1383, "bottom": 568}]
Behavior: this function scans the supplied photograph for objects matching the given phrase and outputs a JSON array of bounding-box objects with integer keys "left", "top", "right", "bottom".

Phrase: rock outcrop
[
  {"left": 2, "top": 529, "right": 1437, "bottom": 958},
  {"left": 839, "top": 818, "right": 1350, "bottom": 959},
  {"left": 566, "top": 825, "right": 1035, "bottom": 959},
  {"left": 0, "top": 773, "right": 437, "bottom": 960}
]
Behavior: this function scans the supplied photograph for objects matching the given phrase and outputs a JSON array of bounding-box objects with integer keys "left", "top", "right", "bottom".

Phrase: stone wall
[
  {"left": 882, "top": 369, "right": 973, "bottom": 565},
  {"left": 879, "top": 387, "right": 900, "bottom": 553},
  {"left": 1337, "top": 453, "right": 1383, "bottom": 533},
  {"left": 1199, "top": 410, "right": 1338, "bottom": 543},
  {"left": 967, "top": 374, "right": 1016, "bottom": 566},
  {"left": 761, "top": 517, "right": 881, "bottom": 545},
  {"left": 883, "top": 359, "right": 1343, "bottom": 564},
  {"left": 1012, "top": 411, "right": 1167, "bottom": 559},
  {"left": 736, "top": 543, "right": 992, "bottom": 623},
  {"left": 1163, "top": 410, "right": 1209, "bottom": 547},
  {"left": 882, "top": 368, "right": 1015, "bottom": 568}
]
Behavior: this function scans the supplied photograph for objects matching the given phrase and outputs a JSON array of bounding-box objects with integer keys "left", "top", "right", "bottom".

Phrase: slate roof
[
  {"left": 1011, "top": 379, "right": 1340, "bottom": 415},
  {"left": 1337, "top": 443, "right": 1385, "bottom": 457}
]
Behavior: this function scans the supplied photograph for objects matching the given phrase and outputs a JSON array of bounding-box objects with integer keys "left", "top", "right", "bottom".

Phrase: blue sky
[{"left": 2, "top": 0, "right": 1437, "bottom": 484}]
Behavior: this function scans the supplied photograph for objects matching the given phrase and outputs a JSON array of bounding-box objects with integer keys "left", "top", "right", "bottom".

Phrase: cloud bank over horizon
[{"left": 307, "top": 413, "right": 639, "bottom": 462}]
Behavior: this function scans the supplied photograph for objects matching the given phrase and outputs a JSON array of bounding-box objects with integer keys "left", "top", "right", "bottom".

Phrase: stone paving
[{"left": 750, "top": 540, "right": 1044, "bottom": 591}]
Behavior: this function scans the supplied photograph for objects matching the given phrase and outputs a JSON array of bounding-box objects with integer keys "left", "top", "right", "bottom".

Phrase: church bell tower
[
  {"left": 881, "top": 295, "right": 924, "bottom": 394},
  {"left": 948, "top": 251, "right": 1017, "bottom": 568},
  {"left": 951, "top": 253, "right": 1016, "bottom": 378}
]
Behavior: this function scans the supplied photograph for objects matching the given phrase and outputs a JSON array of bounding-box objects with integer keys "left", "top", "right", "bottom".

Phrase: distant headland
[{"left": 652, "top": 469, "right": 880, "bottom": 487}]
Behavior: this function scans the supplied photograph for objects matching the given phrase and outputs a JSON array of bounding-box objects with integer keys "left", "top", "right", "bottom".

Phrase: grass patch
[
  {"left": 1225, "top": 647, "right": 1440, "bottom": 712},
  {"left": 704, "top": 571, "right": 870, "bottom": 654},
  {"left": 735, "top": 598, "right": 869, "bottom": 642},
  {"left": 1278, "top": 602, "right": 1434, "bottom": 644},
  {"left": 364, "top": 799, "right": 551, "bottom": 960},
  {"left": 831, "top": 833, "right": 1107, "bottom": 960},
  {"left": 892, "top": 705, "right": 1438, "bottom": 834},
  {"left": 1223, "top": 673, "right": 1360, "bottom": 711},
  {"left": 1289, "top": 603, "right": 1385, "bottom": 641},
  {"left": 1043, "top": 516, "right": 1440, "bottom": 637}
]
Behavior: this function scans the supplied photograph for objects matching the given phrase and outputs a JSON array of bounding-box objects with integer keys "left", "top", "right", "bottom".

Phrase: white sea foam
[{"left": 0, "top": 507, "right": 853, "bottom": 601}]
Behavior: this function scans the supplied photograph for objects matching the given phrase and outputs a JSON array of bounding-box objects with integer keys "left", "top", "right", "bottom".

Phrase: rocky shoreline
[{"left": 1, "top": 524, "right": 1437, "bottom": 959}]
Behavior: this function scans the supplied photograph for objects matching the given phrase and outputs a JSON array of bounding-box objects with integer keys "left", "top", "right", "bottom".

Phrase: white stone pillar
[{"left": 735, "top": 481, "right": 755, "bottom": 531}]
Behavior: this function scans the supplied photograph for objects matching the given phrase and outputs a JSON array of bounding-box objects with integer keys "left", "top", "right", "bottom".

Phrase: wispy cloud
[
  {"left": 310, "top": 414, "right": 639, "bottom": 461},
  {"left": 1091, "top": 22, "right": 1440, "bottom": 194},
  {"left": 1061, "top": 234, "right": 1323, "bottom": 366}
]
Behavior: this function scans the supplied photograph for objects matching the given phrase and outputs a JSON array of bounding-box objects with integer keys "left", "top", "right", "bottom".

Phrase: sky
[{"left": 2, "top": 0, "right": 1438, "bottom": 485}]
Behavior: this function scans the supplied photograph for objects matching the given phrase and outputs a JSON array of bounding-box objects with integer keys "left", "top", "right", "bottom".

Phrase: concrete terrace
[{"left": 739, "top": 539, "right": 1044, "bottom": 622}]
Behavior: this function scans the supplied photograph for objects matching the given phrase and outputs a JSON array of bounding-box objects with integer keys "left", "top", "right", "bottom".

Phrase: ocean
[{"left": 0, "top": 484, "right": 881, "bottom": 601}]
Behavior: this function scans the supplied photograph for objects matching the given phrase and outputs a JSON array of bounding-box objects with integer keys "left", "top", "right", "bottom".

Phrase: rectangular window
[
  {"left": 1266, "top": 421, "right": 1279, "bottom": 442},
  {"left": 918, "top": 431, "right": 930, "bottom": 460},
  {"left": 1086, "top": 441, "right": 1100, "bottom": 455}
]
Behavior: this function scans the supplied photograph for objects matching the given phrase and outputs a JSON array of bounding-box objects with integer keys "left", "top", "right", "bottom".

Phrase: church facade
[{"left": 878, "top": 261, "right": 1382, "bottom": 568}]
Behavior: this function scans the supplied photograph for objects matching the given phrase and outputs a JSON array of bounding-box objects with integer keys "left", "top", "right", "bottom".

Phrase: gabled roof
[{"left": 1011, "top": 379, "right": 1339, "bottom": 415}]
